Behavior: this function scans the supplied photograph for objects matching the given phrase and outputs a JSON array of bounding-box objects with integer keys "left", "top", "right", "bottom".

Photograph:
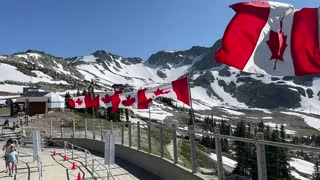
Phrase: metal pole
[
  {"left": 172, "top": 124, "right": 178, "bottom": 164},
  {"left": 128, "top": 122, "right": 132, "bottom": 147},
  {"left": 71, "top": 144, "right": 74, "bottom": 159},
  {"left": 64, "top": 141, "right": 66, "bottom": 155},
  {"left": 92, "top": 159, "right": 95, "bottom": 179},
  {"left": 85, "top": 150, "right": 88, "bottom": 166},
  {"left": 190, "top": 125, "right": 197, "bottom": 173},
  {"left": 85, "top": 119, "right": 87, "bottom": 139},
  {"left": 121, "top": 122, "right": 124, "bottom": 145},
  {"left": 256, "top": 132, "right": 267, "bottom": 180},
  {"left": 100, "top": 119, "right": 103, "bottom": 141},
  {"left": 92, "top": 119, "right": 96, "bottom": 140},
  {"left": 214, "top": 128, "right": 224, "bottom": 180},
  {"left": 72, "top": 119, "right": 75, "bottom": 138},
  {"left": 61, "top": 118, "right": 63, "bottom": 138},
  {"left": 160, "top": 124, "right": 164, "bottom": 158},
  {"left": 137, "top": 122, "right": 140, "bottom": 150},
  {"left": 148, "top": 121, "right": 151, "bottom": 153},
  {"left": 50, "top": 119, "right": 52, "bottom": 137}
]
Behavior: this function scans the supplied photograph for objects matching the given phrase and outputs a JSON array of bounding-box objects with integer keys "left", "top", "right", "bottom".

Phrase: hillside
[{"left": 1, "top": 41, "right": 320, "bottom": 135}]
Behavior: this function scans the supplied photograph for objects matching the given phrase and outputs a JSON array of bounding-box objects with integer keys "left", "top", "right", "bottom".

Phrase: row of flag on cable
[
  {"left": 216, "top": 1, "right": 320, "bottom": 76},
  {"left": 68, "top": 76, "right": 190, "bottom": 113}
]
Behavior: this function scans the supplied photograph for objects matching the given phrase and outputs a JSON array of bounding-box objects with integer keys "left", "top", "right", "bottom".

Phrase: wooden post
[
  {"left": 172, "top": 124, "right": 178, "bottom": 164},
  {"left": 215, "top": 128, "right": 224, "bottom": 180},
  {"left": 85, "top": 118, "right": 87, "bottom": 139},
  {"left": 100, "top": 119, "right": 103, "bottom": 141},
  {"left": 256, "top": 132, "right": 267, "bottom": 180},
  {"left": 50, "top": 119, "right": 53, "bottom": 137},
  {"left": 72, "top": 119, "right": 75, "bottom": 138},
  {"left": 137, "top": 122, "right": 140, "bottom": 150}
]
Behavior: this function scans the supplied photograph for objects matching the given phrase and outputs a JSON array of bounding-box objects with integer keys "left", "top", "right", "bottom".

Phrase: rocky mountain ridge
[{"left": 0, "top": 40, "right": 319, "bottom": 113}]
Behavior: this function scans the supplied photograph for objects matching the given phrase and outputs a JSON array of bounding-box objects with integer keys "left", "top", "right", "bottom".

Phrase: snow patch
[
  {"left": 281, "top": 111, "right": 320, "bottom": 130},
  {"left": 220, "top": 108, "right": 245, "bottom": 116},
  {"left": 290, "top": 158, "right": 314, "bottom": 175},
  {"left": 209, "top": 153, "right": 237, "bottom": 168}
]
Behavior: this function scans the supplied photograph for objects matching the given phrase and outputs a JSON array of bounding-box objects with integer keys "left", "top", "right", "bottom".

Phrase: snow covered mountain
[{"left": 0, "top": 41, "right": 320, "bottom": 115}]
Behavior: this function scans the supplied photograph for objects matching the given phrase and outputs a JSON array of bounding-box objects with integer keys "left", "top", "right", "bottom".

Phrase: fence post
[
  {"left": 64, "top": 141, "right": 66, "bottom": 155},
  {"left": 189, "top": 125, "right": 197, "bottom": 173},
  {"left": 214, "top": 128, "right": 224, "bottom": 180},
  {"left": 71, "top": 144, "right": 74, "bottom": 159},
  {"left": 172, "top": 124, "right": 178, "bottom": 164},
  {"left": 128, "top": 123, "right": 132, "bottom": 147},
  {"left": 100, "top": 119, "right": 103, "bottom": 141},
  {"left": 50, "top": 119, "right": 52, "bottom": 137},
  {"left": 137, "top": 122, "right": 140, "bottom": 150},
  {"left": 92, "top": 119, "right": 96, "bottom": 140},
  {"left": 85, "top": 119, "right": 87, "bottom": 139},
  {"left": 160, "top": 124, "right": 164, "bottom": 158},
  {"left": 256, "top": 132, "right": 267, "bottom": 180},
  {"left": 72, "top": 119, "right": 75, "bottom": 138},
  {"left": 120, "top": 122, "right": 124, "bottom": 145},
  {"left": 148, "top": 121, "right": 151, "bottom": 153},
  {"left": 92, "top": 159, "right": 95, "bottom": 179},
  {"left": 60, "top": 119, "right": 63, "bottom": 138},
  {"left": 85, "top": 150, "right": 88, "bottom": 166}
]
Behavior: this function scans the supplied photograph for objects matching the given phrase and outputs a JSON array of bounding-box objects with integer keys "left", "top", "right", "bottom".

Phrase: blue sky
[{"left": 0, "top": 0, "right": 318, "bottom": 60}]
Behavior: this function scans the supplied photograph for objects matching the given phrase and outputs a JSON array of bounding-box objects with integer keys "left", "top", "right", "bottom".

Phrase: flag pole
[
  {"left": 187, "top": 74, "right": 197, "bottom": 173},
  {"left": 187, "top": 75, "right": 195, "bottom": 126}
]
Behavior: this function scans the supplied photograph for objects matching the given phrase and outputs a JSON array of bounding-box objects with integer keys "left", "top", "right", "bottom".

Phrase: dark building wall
[
  {"left": 28, "top": 102, "right": 47, "bottom": 116},
  {"left": 11, "top": 102, "right": 48, "bottom": 116}
]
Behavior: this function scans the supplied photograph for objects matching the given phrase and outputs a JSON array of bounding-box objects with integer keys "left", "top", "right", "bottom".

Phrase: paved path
[{"left": 0, "top": 145, "right": 158, "bottom": 180}]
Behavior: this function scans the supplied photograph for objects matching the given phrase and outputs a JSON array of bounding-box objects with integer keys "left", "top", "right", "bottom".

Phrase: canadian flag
[
  {"left": 144, "top": 76, "right": 190, "bottom": 106},
  {"left": 98, "top": 92, "right": 113, "bottom": 108},
  {"left": 216, "top": 1, "right": 320, "bottom": 76},
  {"left": 68, "top": 94, "right": 93, "bottom": 109}
]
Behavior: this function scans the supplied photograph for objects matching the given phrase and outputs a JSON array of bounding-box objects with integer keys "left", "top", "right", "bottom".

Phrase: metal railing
[
  {"left": 63, "top": 141, "right": 94, "bottom": 167},
  {"left": 92, "top": 159, "right": 115, "bottom": 180},
  {"left": 27, "top": 117, "right": 320, "bottom": 180},
  {"left": 37, "top": 154, "right": 42, "bottom": 180}
]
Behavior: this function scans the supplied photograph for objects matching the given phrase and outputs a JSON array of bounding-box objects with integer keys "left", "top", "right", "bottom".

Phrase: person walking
[
  {"left": 8, "top": 144, "right": 18, "bottom": 177},
  {"left": 2, "top": 139, "right": 14, "bottom": 174}
]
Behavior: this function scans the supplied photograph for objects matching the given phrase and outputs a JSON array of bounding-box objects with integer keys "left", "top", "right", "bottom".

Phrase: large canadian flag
[
  {"left": 68, "top": 94, "right": 93, "bottom": 109},
  {"left": 144, "top": 76, "right": 191, "bottom": 106},
  {"left": 215, "top": 1, "right": 320, "bottom": 76}
]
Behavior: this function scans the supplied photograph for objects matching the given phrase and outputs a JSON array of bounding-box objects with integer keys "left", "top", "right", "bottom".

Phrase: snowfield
[
  {"left": 290, "top": 158, "right": 314, "bottom": 176},
  {"left": 281, "top": 111, "right": 320, "bottom": 130}
]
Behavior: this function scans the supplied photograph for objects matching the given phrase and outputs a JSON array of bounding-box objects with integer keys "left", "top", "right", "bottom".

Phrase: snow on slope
[
  {"left": 0, "top": 63, "right": 68, "bottom": 85},
  {"left": 209, "top": 153, "right": 237, "bottom": 168},
  {"left": 281, "top": 111, "right": 320, "bottom": 130},
  {"left": 0, "top": 84, "right": 27, "bottom": 93},
  {"left": 290, "top": 158, "right": 314, "bottom": 176}
]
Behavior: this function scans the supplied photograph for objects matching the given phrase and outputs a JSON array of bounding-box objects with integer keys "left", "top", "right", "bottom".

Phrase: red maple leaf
[
  {"left": 101, "top": 94, "right": 111, "bottom": 104},
  {"left": 266, "top": 17, "right": 287, "bottom": 70},
  {"left": 154, "top": 88, "right": 170, "bottom": 96},
  {"left": 122, "top": 95, "right": 136, "bottom": 106},
  {"left": 75, "top": 98, "right": 83, "bottom": 105}
]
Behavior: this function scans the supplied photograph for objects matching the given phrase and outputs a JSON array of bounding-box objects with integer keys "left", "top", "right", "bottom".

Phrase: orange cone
[
  {"left": 72, "top": 162, "right": 77, "bottom": 170},
  {"left": 63, "top": 154, "right": 68, "bottom": 161},
  {"left": 53, "top": 149, "right": 57, "bottom": 156},
  {"left": 77, "top": 172, "right": 82, "bottom": 180}
]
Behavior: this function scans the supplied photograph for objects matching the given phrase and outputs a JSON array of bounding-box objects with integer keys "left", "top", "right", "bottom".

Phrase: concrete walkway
[{"left": 0, "top": 146, "right": 149, "bottom": 180}]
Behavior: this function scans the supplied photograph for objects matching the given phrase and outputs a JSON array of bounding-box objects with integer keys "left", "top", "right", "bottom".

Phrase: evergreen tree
[
  {"left": 313, "top": 155, "right": 320, "bottom": 180},
  {"left": 76, "top": 89, "right": 81, "bottom": 96},
  {"left": 82, "top": 89, "right": 88, "bottom": 95},
  {"left": 233, "top": 120, "right": 250, "bottom": 177},
  {"left": 64, "top": 91, "right": 71, "bottom": 109}
]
